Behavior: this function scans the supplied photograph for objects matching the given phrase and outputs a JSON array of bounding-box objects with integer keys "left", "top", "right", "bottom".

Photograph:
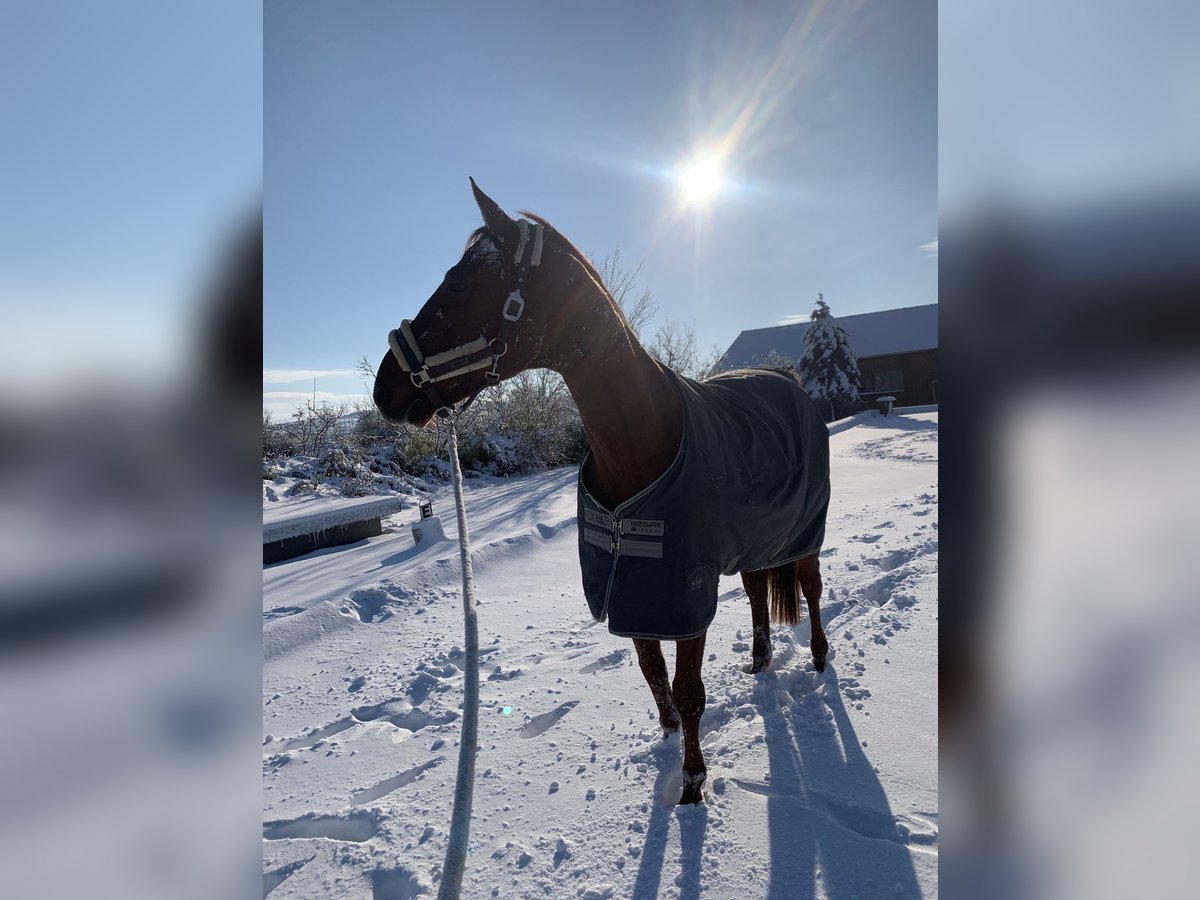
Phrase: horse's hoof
[
  {"left": 747, "top": 655, "right": 772, "bottom": 674},
  {"left": 811, "top": 635, "right": 829, "bottom": 673},
  {"left": 679, "top": 787, "right": 705, "bottom": 806},
  {"left": 661, "top": 722, "right": 680, "bottom": 740},
  {"left": 679, "top": 771, "right": 706, "bottom": 805}
]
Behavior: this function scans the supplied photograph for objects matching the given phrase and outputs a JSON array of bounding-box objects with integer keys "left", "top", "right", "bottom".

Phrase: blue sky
[
  {"left": 940, "top": 0, "right": 1200, "bottom": 213},
  {"left": 264, "top": 0, "right": 936, "bottom": 415},
  {"left": 0, "top": 1, "right": 261, "bottom": 403}
]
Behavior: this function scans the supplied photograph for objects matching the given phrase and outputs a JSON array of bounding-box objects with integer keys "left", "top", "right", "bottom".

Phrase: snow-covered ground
[{"left": 263, "top": 411, "right": 938, "bottom": 899}]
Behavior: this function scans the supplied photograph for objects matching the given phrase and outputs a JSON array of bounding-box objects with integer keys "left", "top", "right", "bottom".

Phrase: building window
[{"left": 869, "top": 369, "right": 905, "bottom": 392}]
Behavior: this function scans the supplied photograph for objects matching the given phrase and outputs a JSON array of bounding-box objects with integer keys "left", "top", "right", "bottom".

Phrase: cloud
[
  {"left": 262, "top": 368, "right": 358, "bottom": 384},
  {"left": 775, "top": 314, "right": 811, "bottom": 326},
  {"left": 920, "top": 240, "right": 938, "bottom": 256}
]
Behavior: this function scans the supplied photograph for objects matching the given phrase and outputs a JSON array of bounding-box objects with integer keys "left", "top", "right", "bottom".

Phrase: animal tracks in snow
[
  {"left": 486, "top": 665, "right": 522, "bottom": 681},
  {"left": 579, "top": 649, "right": 628, "bottom": 674},
  {"left": 262, "top": 809, "right": 382, "bottom": 843},
  {"left": 519, "top": 700, "right": 580, "bottom": 738},
  {"left": 370, "top": 866, "right": 425, "bottom": 900},
  {"left": 262, "top": 854, "right": 314, "bottom": 897},
  {"left": 847, "top": 533, "right": 883, "bottom": 544},
  {"left": 839, "top": 677, "right": 872, "bottom": 701},
  {"left": 351, "top": 698, "right": 458, "bottom": 733},
  {"left": 404, "top": 670, "right": 442, "bottom": 704},
  {"left": 523, "top": 639, "right": 598, "bottom": 666},
  {"left": 535, "top": 520, "right": 573, "bottom": 540},
  {"left": 861, "top": 572, "right": 907, "bottom": 607},
  {"left": 866, "top": 547, "right": 917, "bottom": 572},
  {"left": 350, "top": 757, "right": 444, "bottom": 806},
  {"left": 277, "top": 718, "right": 357, "bottom": 752},
  {"left": 848, "top": 534, "right": 937, "bottom": 608},
  {"left": 851, "top": 429, "right": 938, "bottom": 465},
  {"left": 273, "top": 665, "right": 459, "bottom": 755}
]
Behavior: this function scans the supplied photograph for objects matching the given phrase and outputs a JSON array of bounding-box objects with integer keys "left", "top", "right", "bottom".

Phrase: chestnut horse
[{"left": 374, "top": 180, "right": 829, "bottom": 805}]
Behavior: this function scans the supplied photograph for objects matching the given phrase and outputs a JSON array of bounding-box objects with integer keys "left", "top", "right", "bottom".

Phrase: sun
[{"left": 677, "top": 154, "right": 725, "bottom": 206}]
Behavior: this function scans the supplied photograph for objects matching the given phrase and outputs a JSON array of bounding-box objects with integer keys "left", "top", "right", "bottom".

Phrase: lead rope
[{"left": 438, "top": 415, "right": 479, "bottom": 900}]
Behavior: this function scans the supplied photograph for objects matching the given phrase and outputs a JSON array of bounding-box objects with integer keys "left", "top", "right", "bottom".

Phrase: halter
[{"left": 388, "top": 218, "right": 544, "bottom": 417}]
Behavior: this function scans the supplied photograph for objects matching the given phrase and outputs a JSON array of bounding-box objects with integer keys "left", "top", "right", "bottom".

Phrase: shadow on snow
[{"left": 629, "top": 661, "right": 924, "bottom": 899}]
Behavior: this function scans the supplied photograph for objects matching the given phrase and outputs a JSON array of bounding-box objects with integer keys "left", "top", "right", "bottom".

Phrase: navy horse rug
[{"left": 577, "top": 367, "right": 831, "bottom": 640}]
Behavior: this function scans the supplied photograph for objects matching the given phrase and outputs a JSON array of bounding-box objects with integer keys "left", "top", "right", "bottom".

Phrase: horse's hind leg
[
  {"left": 798, "top": 554, "right": 828, "bottom": 671},
  {"left": 673, "top": 631, "right": 708, "bottom": 804},
  {"left": 741, "top": 569, "right": 773, "bottom": 672},
  {"left": 633, "top": 639, "right": 680, "bottom": 737}
]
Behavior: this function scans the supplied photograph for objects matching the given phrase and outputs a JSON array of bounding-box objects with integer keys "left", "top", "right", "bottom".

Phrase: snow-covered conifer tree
[{"left": 798, "top": 294, "right": 862, "bottom": 421}]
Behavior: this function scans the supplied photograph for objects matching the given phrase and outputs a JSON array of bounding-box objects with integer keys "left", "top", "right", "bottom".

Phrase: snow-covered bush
[
  {"left": 481, "top": 371, "right": 588, "bottom": 474},
  {"left": 317, "top": 446, "right": 356, "bottom": 478},
  {"left": 262, "top": 374, "right": 589, "bottom": 500}
]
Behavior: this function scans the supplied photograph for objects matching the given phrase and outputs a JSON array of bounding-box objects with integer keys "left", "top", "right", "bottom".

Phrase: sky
[
  {"left": 939, "top": 0, "right": 1200, "bottom": 215},
  {"left": 263, "top": 0, "right": 937, "bottom": 417},
  {"left": 0, "top": 1, "right": 261, "bottom": 406}
]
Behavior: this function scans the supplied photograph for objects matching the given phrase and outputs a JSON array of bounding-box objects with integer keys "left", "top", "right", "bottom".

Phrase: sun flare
[{"left": 677, "top": 154, "right": 725, "bottom": 206}]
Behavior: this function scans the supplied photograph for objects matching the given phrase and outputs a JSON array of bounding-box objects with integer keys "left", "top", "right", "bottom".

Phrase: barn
[{"left": 719, "top": 303, "right": 939, "bottom": 407}]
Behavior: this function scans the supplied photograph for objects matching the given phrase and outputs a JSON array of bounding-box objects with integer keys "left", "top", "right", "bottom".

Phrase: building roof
[{"left": 721, "top": 303, "right": 938, "bottom": 369}]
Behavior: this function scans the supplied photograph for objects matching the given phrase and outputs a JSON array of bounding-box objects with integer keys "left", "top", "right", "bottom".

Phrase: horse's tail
[{"left": 766, "top": 561, "right": 802, "bottom": 627}]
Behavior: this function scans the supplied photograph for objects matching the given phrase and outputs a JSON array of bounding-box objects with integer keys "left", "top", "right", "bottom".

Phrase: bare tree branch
[{"left": 596, "top": 244, "right": 657, "bottom": 339}]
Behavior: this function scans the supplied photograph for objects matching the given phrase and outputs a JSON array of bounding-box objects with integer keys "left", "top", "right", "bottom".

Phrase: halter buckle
[
  {"left": 410, "top": 369, "right": 432, "bottom": 388},
  {"left": 502, "top": 292, "right": 525, "bottom": 322}
]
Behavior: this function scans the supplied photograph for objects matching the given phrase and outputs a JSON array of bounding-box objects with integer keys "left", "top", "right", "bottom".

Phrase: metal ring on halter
[{"left": 484, "top": 341, "right": 509, "bottom": 383}]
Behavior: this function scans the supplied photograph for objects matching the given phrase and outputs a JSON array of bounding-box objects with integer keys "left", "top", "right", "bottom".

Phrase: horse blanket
[{"left": 577, "top": 367, "right": 831, "bottom": 640}]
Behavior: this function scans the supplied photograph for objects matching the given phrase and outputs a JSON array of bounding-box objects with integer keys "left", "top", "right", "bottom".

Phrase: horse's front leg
[
  {"left": 673, "top": 632, "right": 708, "bottom": 804},
  {"left": 633, "top": 639, "right": 680, "bottom": 737}
]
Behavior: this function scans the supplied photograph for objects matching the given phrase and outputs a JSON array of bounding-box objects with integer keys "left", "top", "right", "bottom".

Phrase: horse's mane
[{"left": 518, "top": 211, "right": 634, "bottom": 331}]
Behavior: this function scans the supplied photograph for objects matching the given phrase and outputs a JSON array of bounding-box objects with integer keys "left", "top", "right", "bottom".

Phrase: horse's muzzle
[
  {"left": 374, "top": 349, "right": 434, "bottom": 426},
  {"left": 373, "top": 378, "right": 434, "bottom": 426},
  {"left": 400, "top": 396, "right": 435, "bottom": 426}
]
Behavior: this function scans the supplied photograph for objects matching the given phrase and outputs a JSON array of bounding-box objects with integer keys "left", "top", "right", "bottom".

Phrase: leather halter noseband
[{"left": 388, "top": 218, "right": 544, "bottom": 417}]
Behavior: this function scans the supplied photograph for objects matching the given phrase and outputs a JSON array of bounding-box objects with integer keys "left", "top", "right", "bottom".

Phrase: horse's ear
[{"left": 469, "top": 177, "right": 511, "bottom": 234}]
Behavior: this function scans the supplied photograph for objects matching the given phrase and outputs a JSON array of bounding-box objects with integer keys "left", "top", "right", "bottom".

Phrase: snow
[
  {"left": 263, "top": 412, "right": 938, "bottom": 898},
  {"left": 466, "top": 236, "right": 502, "bottom": 268},
  {"left": 264, "top": 496, "right": 406, "bottom": 544}
]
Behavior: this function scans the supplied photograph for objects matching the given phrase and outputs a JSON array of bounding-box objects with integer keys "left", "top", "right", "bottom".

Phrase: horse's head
[{"left": 373, "top": 179, "right": 550, "bottom": 426}]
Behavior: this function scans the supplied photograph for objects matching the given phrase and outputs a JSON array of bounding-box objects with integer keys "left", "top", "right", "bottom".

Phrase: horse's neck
[{"left": 545, "top": 270, "right": 683, "bottom": 508}]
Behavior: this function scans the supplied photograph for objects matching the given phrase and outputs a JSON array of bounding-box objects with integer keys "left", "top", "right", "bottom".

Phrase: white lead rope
[{"left": 438, "top": 418, "right": 479, "bottom": 900}]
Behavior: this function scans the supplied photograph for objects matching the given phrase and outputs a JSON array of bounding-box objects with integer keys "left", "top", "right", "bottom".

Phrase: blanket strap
[{"left": 582, "top": 520, "right": 666, "bottom": 559}]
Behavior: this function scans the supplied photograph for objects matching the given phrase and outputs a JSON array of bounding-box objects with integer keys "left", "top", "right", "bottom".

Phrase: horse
[{"left": 373, "top": 180, "right": 831, "bottom": 805}]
